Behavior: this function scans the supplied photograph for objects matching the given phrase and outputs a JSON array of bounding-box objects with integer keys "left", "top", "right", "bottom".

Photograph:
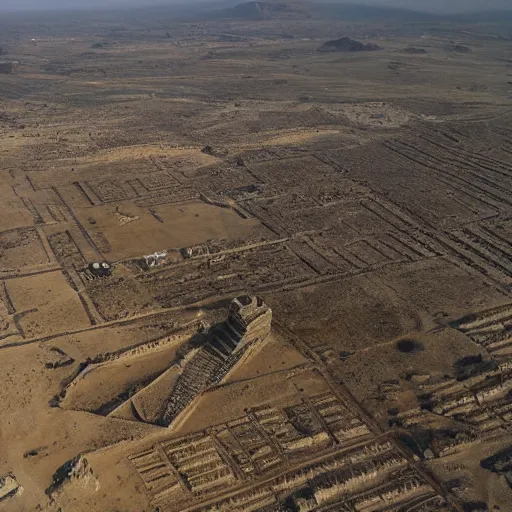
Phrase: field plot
[
  {"left": 123, "top": 361, "right": 379, "bottom": 508},
  {"left": 0, "top": 228, "right": 51, "bottom": 271},
  {"left": 73, "top": 199, "right": 267, "bottom": 261},
  {"left": 5, "top": 271, "right": 92, "bottom": 337},
  {"left": 126, "top": 400, "right": 444, "bottom": 512},
  {"left": 0, "top": 187, "right": 37, "bottom": 231},
  {"left": 84, "top": 240, "right": 318, "bottom": 320},
  {"left": 246, "top": 154, "right": 336, "bottom": 188},
  {"left": 454, "top": 303, "right": 512, "bottom": 358}
]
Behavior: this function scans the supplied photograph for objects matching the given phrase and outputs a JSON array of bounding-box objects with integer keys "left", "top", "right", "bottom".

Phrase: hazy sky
[{"left": 0, "top": 0, "right": 511, "bottom": 12}]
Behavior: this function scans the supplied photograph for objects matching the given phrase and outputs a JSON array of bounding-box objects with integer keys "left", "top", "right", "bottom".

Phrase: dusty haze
[{"left": 0, "top": 0, "right": 512, "bottom": 13}]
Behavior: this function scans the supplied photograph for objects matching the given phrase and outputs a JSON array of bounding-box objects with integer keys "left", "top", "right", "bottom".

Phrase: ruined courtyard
[{"left": 1, "top": 4, "right": 512, "bottom": 512}]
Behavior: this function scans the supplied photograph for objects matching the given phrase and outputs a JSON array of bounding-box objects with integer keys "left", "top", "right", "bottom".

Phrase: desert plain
[{"left": 1, "top": 3, "right": 512, "bottom": 511}]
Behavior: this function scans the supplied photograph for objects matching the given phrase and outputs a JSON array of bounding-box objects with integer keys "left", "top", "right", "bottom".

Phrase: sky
[{"left": 0, "top": 0, "right": 511, "bottom": 13}]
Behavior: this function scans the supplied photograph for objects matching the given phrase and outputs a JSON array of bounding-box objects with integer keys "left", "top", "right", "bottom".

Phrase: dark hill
[{"left": 319, "top": 37, "right": 380, "bottom": 52}]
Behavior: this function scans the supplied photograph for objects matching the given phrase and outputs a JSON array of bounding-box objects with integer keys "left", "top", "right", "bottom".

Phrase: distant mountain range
[
  {"left": 2, "top": 0, "right": 512, "bottom": 15},
  {"left": 362, "top": 0, "right": 512, "bottom": 14},
  {"left": 204, "top": 1, "right": 512, "bottom": 22},
  {"left": 350, "top": 0, "right": 512, "bottom": 14},
  {"left": 2, "top": 0, "right": 512, "bottom": 23}
]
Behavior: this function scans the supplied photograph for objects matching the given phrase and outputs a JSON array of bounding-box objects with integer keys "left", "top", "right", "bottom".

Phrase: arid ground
[{"left": 1, "top": 4, "right": 512, "bottom": 511}]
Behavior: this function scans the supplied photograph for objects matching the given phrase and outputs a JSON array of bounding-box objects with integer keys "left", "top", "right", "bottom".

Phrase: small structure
[
  {"left": 87, "top": 262, "right": 112, "bottom": 278},
  {"left": 143, "top": 250, "right": 167, "bottom": 268},
  {"left": 181, "top": 244, "right": 210, "bottom": 259}
]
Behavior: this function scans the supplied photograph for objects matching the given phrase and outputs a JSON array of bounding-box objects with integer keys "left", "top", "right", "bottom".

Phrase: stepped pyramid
[{"left": 159, "top": 295, "right": 272, "bottom": 426}]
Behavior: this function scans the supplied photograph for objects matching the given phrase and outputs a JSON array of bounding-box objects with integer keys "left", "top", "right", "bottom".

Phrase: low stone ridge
[
  {"left": 446, "top": 44, "right": 471, "bottom": 53},
  {"left": 403, "top": 46, "right": 427, "bottom": 54}
]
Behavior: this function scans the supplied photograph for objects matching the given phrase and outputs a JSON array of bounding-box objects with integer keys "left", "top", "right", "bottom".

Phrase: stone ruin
[{"left": 142, "top": 250, "right": 168, "bottom": 268}]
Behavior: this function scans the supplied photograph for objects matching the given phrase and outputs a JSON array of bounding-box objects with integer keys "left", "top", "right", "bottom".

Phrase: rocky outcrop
[
  {"left": 0, "top": 474, "right": 22, "bottom": 502},
  {"left": 46, "top": 455, "right": 99, "bottom": 497},
  {"left": 480, "top": 447, "right": 512, "bottom": 489}
]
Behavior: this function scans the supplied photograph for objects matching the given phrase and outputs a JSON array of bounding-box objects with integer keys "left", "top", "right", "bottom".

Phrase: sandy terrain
[{"left": 0, "top": 4, "right": 512, "bottom": 512}]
